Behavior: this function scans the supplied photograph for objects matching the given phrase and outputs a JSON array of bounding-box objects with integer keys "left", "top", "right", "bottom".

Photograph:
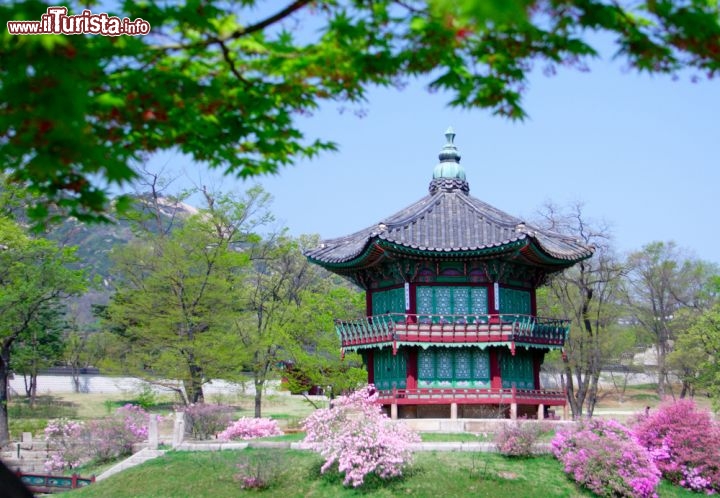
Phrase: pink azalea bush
[
  {"left": 302, "top": 385, "right": 420, "bottom": 487},
  {"left": 633, "top": 399, "right": 720, "bottom": 494},
  {"left": 218, "top": 417, "right": 282, "bottom": 441},
  {"left": 552, "top": 418, "right": 660, "bottom": 498},
  {"left": 495, "top": 421, "right": 548, "bottom": 457},
  {"left": 45, "top": 404, "right": 151, "bottom": 471},
  {"left": 183, "top": 403, "right": 234, "bottom": 439},
  {"left": 44, "top": 419, "right": 84, "bottom": 472}
]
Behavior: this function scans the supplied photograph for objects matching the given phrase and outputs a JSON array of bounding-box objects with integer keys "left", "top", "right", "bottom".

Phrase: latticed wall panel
[
  {"left": 373, "top": 348, "right": 407, "bottom": 390},
  {"left": 417, "top": 346, "right": 491, "bottom": 388},
  {"left": 415, "top": 286, "right": 488, "bottom": 319},
  {"left": 499, "top": 349, "right": 535, "bottom": 389}
]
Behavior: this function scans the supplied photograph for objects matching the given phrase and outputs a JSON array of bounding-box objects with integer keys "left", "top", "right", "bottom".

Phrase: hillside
[{"left": 46, "top": 196, "right": 198, "bottom": 324}]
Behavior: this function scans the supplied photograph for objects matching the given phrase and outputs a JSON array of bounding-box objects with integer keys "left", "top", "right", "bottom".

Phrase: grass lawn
[{"left": 58, "top": 449, "right": 699, "bottom": 498}]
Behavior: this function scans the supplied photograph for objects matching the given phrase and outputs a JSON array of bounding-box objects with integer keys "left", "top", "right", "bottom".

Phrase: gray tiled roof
[
  {"left": 306, "top": 182, "right": 593, "bottom": 265},
  {"left": 307, "top": 129, "right": 593, "bottom": 267}
]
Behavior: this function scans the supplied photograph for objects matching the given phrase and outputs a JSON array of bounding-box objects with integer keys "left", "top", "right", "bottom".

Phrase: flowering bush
[
  {"left": 218, "top": 417, "right": 282, "bottom": 441},
  {"left": 552, "top": 418, "right": 660, "bottom": 498},
  {"left": 495, "top": 421, "right": 548, "bottom": 457},
  {"left": 45, "top": 404, "right": 150, "bottom": 471},
  {"left": 633, "top": 399, "right": 720, "bottom": 494},
  {"left": 44, "top": 419, "right": 84, "bottom": 472},
  {"left": 302, "top": 385, "right": 420, "bottom": 487},
  {"left": 183, "top": 403, "right": 234, "bottom": 439}
]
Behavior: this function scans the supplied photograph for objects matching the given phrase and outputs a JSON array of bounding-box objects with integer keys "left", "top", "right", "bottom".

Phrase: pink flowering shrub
[
  {"left": 44, "top": 419, "right": 84, "bottom": 472},
  {"left": 495, "top": 421, "right": 548, "bottom": 457},
  {"left": 552, "top": 418, "right": 660, "bottom": 498},
  {"left": 302, "top": 385, "right": 420, "bottom": 487},
  {"left": 218, "top": 417, "right": 282, "bottom": 441},
  {"left": 45, "top": 404, "right": 151, "bottom": 471},
  {"left": 633, "top": 399, "right": 720, "bottom": 494},
  {"left": 183, "top": 403, "right": 234, "bottom": 439}
]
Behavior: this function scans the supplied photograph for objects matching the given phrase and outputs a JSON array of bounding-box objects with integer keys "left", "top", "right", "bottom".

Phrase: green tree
[
  {"left": 2, "top": 1, "right": 719, "bottom": 222},
  {"left": 11, "top": 303, "right": 66, "bottom": 406},
  {"left": 103, "top": 189, "right": 267, "bottom": 404},
  {"left": 536, "top": 203, "right": 625, "bottom": 418},
  {"left": 230, "top": 233, "right": 352, "bottom": 417},
  {"left": 624, "top": 241, "right": 716, "bottom": 397},
  {"left": 671, "top": 303, "right": 720, "bottom": 405},
  {"left": 63, "top": 328, "right": 112, "bottom": 394},
  {"left": 0, "top": 217, "right": 85, "bottom": 444}
]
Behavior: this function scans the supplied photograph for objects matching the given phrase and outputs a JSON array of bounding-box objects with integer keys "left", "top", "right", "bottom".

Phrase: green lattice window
[
  {"left": 373, "top": 348, "right": 407, "bottom": 390},
  {"left": 416, "top": 286, "right": 488, "bottom": 323},
  {"left": 499, "top": 288, "right": 531, "bottom": 315},
  {"left": 417, "top": 347, "right": 491, "bottom": 388},
  {"left": 371, "top": 287, "right": 405, "bottom": 319},
  {"left": 500, "top": 349, "right": 535, "bottom": 389}
]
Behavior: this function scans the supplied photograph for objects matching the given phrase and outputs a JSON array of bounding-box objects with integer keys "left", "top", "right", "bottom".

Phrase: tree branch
[{"left": 151, "top": 0, "right": 311, "bottom": 51}]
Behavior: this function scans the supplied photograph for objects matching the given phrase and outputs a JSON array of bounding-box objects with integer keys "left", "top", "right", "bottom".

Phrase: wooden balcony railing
[
  {"left": 335, "top": 313, "right": 569, "bottom": 349},
  {"left": 375, "top": 386, "right": 567, "bottom": 406}
]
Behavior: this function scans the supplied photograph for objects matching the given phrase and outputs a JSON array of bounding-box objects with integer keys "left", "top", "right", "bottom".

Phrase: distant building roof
[{"left": 306, "top": 129, "right": 594, "bottom": 269}]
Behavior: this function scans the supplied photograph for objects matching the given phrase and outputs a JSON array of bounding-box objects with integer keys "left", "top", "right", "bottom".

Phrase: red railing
[
  {"left": 375, "top": 386, "right": 567, "bottom": 406},
  {"left": 335, "top": 313, "right": 569, "bottom": 349}
]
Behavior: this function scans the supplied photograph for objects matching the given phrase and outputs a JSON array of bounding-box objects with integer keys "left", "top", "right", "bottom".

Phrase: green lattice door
[
  {"left": 416, "top": 286, "right": 488, "bottom": 322},
  {"left": 372, "top": 287, "right": 406, "bottom": 322},
  {"left": 417, "top": 347, "right": 490, "bottom": 387},
  {"left": 499, "top": 349, "right": 535, "bottom": 389},
  {"left": 373, "top": 348, "right": 407, "bottom": 390}
]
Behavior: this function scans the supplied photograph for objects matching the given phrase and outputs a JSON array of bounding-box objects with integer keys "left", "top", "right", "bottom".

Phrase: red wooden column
[
  {"left": 490, "top": 348, "right": 502, "bottom": 389},
  {"left": 406, "top": 348, "right": 418, "bottom": 390}
]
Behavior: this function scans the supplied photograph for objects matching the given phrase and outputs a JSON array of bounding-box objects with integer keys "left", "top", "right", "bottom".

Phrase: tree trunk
[
  {"left": 254, "top": 378, "right": 263, "bottom": 418},
  {"left": 183, "top": 371, "right": 205, "bottom": 404},
  {"left": 0, "top": 347, "right": 12, "bottom": 445},
  {"left": 656, "top": 341, "right": 666, "bottom": 396},
  {"left": 29, "top": 373, "right": 37, "bottom": 408},
  {"left": 71, "top": 364, "right": 81, "bottom": 394},
  {"left": 585, "top": 370, "right": 601, "bottom": 416},
  {"left": 22, "top": 373, "right": 37, "bottom": 408}
]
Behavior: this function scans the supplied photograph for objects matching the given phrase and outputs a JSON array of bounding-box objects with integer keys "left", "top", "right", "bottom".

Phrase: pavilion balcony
[
  {"left": 335, "top": 313, "right": 569, "bottom": 350},
  {"left": 375, "top": 386, "right": 567, "bottom": 407}
]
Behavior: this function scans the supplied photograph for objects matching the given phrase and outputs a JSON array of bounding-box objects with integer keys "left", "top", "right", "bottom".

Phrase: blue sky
[{"left": 148, "top": 39, "right": 720, "bottom": 265}]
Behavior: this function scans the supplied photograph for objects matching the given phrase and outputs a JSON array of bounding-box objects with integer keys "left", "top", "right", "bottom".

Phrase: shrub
[
  {"left": 633, "top": 399, "right": 720, "bottom": 494},
  {"left": 495, "top": 421, "right": 547, "bottom": 457},
  {"left": 235, "top": 452, "right": 281, "bottom": 490},
  {"left": 218, "top": 417, "right": 282, "bottom": 441},
  {"left": 302, "top": 385, "right": 420, "bottom": 487},
  {"left": 44, "top": 419, "right": 85, "bottom": 472},
  {"left": 44, "top": 404, "right": 150, "bottom": 471},
  {"left": 552, "top": 418, "right": 660, "bottom": 498},
  {"left": 183, "top": 403, "right": 234, "bottom": 439},
  {"left": 133, "top": 384, "right": 158, "bottom": 410}
]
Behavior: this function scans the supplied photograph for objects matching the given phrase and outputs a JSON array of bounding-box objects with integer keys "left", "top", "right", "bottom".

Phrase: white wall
[{"left": 7, "top": 374, "right": 278, "bottom": 397}]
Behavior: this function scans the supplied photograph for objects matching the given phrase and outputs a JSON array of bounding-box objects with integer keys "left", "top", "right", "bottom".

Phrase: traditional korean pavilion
[{"left": 306, "top": 129, "right": 593, "bottom": 420}]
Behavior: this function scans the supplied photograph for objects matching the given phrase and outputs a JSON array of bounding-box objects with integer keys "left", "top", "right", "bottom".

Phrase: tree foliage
[
  {"left": 0, "top": 216, "right": 85, "bottom": 444},
  {"left": 536, "top": 202, "right": 624, "bottom": 418},
  {"left": 670, "top": 300, "right": 720, "bottom": 402},
  {"left": 623, "top": 241, "right": 717, "bottom": 396},
  {"left": 103, "top": 189, "right": 263, "bottom": 404},
  {"left": 2, "top": 0, "right": 719, "bottom": 222},
  {"left": 231, "top": 232, "right": 363, "bottom": 417},
  {"left": 103, "top": 185, "right": 364, "bottom": 412}
]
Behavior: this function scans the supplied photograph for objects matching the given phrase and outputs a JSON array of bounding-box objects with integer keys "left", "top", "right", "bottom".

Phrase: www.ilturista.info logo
[{"left": 7, "top": 6, "right": 150, "bottom": 36}]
